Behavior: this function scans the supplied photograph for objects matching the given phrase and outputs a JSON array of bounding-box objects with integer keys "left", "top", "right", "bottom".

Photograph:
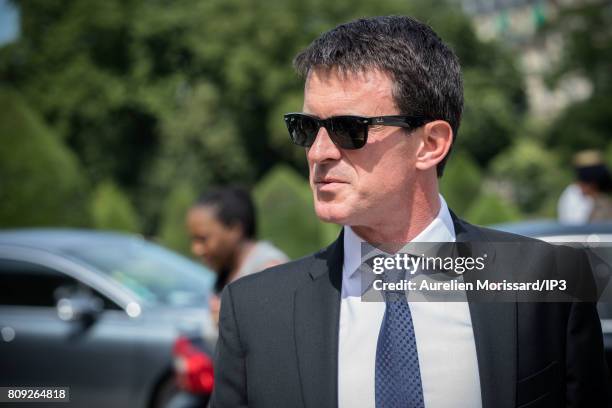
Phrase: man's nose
[{"left": 306, "top": 127, "right": 342, "bottom": 163}]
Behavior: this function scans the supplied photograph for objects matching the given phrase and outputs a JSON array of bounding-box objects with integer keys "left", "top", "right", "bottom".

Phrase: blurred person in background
[
  {"left": 558, "top": 150, "right": 612, "bottom": 223},
  {"left": 574, "top": 150, "right": 612, "bottom": 222},
  {"left": 557, "top": 183, "right": 592, "bottom": 225},
  {"left": 186, "top": 186, "right": 289, "bottom": 325}
]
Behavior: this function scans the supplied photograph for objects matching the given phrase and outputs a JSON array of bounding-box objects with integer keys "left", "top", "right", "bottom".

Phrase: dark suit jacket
[{"left": 211, "top": 215, "right": 611, "bottom": 408}]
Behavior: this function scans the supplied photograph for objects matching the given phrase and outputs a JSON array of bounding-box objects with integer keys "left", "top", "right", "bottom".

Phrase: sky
[{"left": 0, "top": 0, "right": 19, "bottom": 46}]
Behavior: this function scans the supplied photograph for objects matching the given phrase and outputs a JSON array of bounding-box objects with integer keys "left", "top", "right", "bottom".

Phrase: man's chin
[{"left": 314, "top": 202, "right": 353, "bottom": 225}]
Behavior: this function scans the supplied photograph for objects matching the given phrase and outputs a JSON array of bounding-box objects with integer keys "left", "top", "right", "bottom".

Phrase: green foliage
[
  {"left": 141, "top": 81, "right": 253, "bottom": 232},
  {"left": 0, "top": 0, "right": 527, "bottom": 233},
  {"left": 454, "top": 32, "right": 527, "bottom": 168},
  {"left": 546, "top": 94, "right": 612, "bottom": 159},
  {"left": 319, "top": 219, "right": 342, "bottom": 248},
  {"left": 542, "top": 2, "right": 612, "bottom": 158},
  {"left": 439, "top": 151, "right": 482, "bottom": 215},
  {"left": 157, "top": 182, "right": 197, "bottom": 256},
  {"left": 459, "top": 74, "right": 521, "bottom": 168},
  {"left": 542, "top": 2, "right": 612, "bottom": 93},
  {"left": 490, "top": 139, "right": 572, "bottom": 215},
  {"left": 90, "top": 181, "right": 139, "bottom": 232},
  {"left": 606, "top": 142, "right": 612, "bottom": 169},
  {"left": 465, "top": 193, "right": 522, "bottom": 226},
  {"left": 267, "top": 92, "right": 309, "bottom": 172},
  {"left": 253, "top": 165, "right": 339, "bottom": 259},
  {"left": 0, "top": 88, "right": 88, "bottom": 227}
]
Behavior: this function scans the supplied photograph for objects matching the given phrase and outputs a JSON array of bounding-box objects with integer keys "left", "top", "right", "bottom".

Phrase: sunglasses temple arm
[{"left": 374, "top": 116, "right": 428, "bottom": 128}]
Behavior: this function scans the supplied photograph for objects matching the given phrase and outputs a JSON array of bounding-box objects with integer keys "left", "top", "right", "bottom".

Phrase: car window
[
  {"left": 64, "top": 239, "right": 214, "bottom": 307},
  {"left": 0, "top": 258, "right": 121, "bottom": 310}
]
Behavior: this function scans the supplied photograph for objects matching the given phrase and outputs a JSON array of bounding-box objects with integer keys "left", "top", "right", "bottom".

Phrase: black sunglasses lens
[
  {"left": 329, "top": 117, "right": 367, "bottom": 149},
  {"left": 285, "top": 115, "right": 319, "bottom": 147},
  {"left": 284, "top": 114, "right": 368, "bottom": 149}
]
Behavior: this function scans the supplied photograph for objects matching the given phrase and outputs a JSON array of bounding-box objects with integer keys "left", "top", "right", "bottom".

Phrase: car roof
[
  {"left": 490, "top": 220, "right": 612, "bottom": 238},
  {"left": 0, "top": 228, "right": 144, "bottom": 253}
]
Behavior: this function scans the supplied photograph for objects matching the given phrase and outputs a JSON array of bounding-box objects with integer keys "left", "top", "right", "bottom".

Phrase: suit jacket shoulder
[{"left": 227, "top": 242, "right": 334, "bottom": 298}]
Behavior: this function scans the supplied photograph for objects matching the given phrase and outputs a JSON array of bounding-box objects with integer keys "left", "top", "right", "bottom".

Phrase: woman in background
[{"left": 186, "top": 186, "right": 289, "bottom": 325}]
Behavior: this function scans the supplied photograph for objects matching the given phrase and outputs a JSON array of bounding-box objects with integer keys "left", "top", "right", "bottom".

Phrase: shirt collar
[{"left": 342, "top": 195, "right": 456, "bottom": 280}]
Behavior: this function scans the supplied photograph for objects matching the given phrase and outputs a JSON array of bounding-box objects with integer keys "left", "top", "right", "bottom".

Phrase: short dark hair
[
  {"left": 293, "top": 15, "right": 463, "bottom": 176},
  {"left": 195, "top": 186, "right": 256, "bottom": 239}
]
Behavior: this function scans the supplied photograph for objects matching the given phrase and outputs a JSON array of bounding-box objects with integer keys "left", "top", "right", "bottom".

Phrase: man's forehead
[
  {"left": 303, "top": 67, "right": 396, "bottom": 115},
  {"left": 305, "top": 67, "right": 392, "bottom": 88}
]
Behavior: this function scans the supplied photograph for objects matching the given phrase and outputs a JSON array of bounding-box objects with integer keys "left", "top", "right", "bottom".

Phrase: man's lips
[
  {"left": 315, "top": 180, "right": 348, "bottom": 186},
  {"left": 314, "top": 178, "right": 348, "bottom": 191},
  {"left": 314, "top": 177, "right": 348, "bottom": 184}
]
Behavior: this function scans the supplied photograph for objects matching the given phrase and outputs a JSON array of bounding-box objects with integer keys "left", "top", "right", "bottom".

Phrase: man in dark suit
[{"left": 211, "top": 16, "right": 610, "bottom": 408}]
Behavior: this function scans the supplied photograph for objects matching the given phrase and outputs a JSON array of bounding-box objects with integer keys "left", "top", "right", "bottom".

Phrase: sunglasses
[{"left": 284, "top": 113, "right": 430, "bottom": 150}]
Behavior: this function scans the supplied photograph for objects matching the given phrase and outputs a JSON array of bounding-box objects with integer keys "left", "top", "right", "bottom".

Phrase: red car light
[{"left": 173, "top": 336, "right": 214, "bottom": 394}]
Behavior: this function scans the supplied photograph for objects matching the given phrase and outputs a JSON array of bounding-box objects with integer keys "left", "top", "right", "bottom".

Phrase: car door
[{"left": 0, "top": 256, "right": 142, "bottom": 408}]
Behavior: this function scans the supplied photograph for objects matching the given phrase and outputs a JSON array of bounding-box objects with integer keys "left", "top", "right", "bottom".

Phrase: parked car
[
  {"left": 0, "top": 229, "right": 217, "bottom": 408},
  {"left": 491, "top": 220, "right": 612, "bottom": 372}
]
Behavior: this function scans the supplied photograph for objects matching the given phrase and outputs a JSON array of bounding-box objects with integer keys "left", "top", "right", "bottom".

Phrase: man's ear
[{"left": 415, "top": 120, "right": 453, "bottom": 172}]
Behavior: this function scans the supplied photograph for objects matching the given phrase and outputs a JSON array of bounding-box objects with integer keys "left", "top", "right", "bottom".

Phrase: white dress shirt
[{"left": 337, "top": 196, "right": 482, "bottom": 408}]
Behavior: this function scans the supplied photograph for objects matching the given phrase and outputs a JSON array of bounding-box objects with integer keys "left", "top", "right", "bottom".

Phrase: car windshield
[{"left": 64, "top": 239, "right": 214, "bottom": 307}]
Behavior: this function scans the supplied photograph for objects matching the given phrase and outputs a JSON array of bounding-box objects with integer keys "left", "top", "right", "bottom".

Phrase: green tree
[
  {"left": 253, "top": 165, "right": 339, "bottom": 259},
  {"left": 141, "top": 81, "right": 253, "bottom": 232},
  {"left": 0, "top": 88, "right": 88, "bottom": 227},
  {"left": 90, "top": 181, "right": 140, "bottom": 232},
  {"left": 490, "top": 139, "right": 571, "bottom": 215},
  {"left": 1, "top": 0, "right": 526, "bottom": 233},
  {"left": 546, "top": 95, "right": 612, "bottom": 159},
  {"left": 157, "top": 182, "right": 197, "bottom": 256},
  {"left": 439, "top": 151, "right": 482, "bottom": 216},
  {"left": 606, "top": 142, "right": 612, "bottom": 169},
  {"left": 459, "top": 76, "right": 520, "bottom": 168},
  {"left": 542, "top": 2, "right": 612, "bottom": 157},
  {"left": 465, "top": 193, "right": 522, "bottom": 226}
]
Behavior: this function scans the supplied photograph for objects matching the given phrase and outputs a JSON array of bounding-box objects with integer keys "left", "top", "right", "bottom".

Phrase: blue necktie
[{"left": 375, "top": 264, "right": 425, "bottom": 408}]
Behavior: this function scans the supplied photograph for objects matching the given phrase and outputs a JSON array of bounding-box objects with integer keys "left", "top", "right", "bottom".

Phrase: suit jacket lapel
[
  {"left": 452, "top": 214, "right": 517, "bottom": 408},
  {"left": 294, "top": 231, "right": 344, "bottom": 408}
]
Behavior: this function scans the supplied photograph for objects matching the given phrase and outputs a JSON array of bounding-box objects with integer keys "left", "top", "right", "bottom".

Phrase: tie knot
[
  {"left": 382, "top": 267, "right": 405, "bottom": 285},
  {"left": 361, "top": 253, "right": 416, "bottom": 302}
]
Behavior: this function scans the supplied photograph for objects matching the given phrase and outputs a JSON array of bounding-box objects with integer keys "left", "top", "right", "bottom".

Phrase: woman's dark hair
[{"left": 195, "top": 186, "right": 256, "bottom": 238}]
